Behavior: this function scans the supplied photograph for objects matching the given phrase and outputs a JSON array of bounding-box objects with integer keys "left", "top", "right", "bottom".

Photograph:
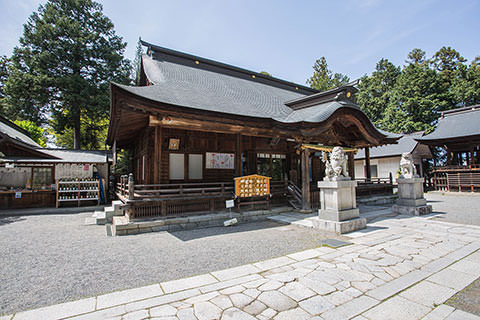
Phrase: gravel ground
[
  {"left": 426, "top": 192, "right": 480, "bottom": 226},
  {"left": 0, "top": 212, "right": 345, "bottom": 315},
  {"left": 446, "top": 276, "right": 480, "bottom": 316}
]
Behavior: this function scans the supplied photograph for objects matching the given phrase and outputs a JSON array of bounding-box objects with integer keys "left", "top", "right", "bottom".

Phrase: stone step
[
  {"left": 84, "top": 217, "right": 97, "bottom": 225},
  {"left": 95, "top": 210, "right": 107, "bottom": 225},
  {"left": 357, "top": 195, "right": 397, "bottom": 206},
  {"left": 109, "top": 208, "right": 280, "bottom": 236}
]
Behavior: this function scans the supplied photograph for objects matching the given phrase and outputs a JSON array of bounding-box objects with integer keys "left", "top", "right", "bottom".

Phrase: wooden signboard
[{"left": 234, "top": 174, "right": 271, "bottom": 198}]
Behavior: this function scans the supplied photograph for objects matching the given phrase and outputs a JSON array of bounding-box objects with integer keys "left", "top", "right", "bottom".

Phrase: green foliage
[
  {"left": 357, "top": 47, "right": 480, "bottom": 134},
  {"left": 356, "top": 59, "right": 401, "bottom": 125},
  {"left": 3, "top": 0, "right": 131, "bottom": 149},
  {"left": 307, "top": 57, "right": 350, "bottom": 91},
  {"left": 51, "top": 115, "right": 109, "bottom": 150},
  {"left": 0, "top": 56, "right": 9, "bottom": 116},
  {"left": 133, "top": 37, "right": 143, "bottom": 85},
  {"left": 112, "top": 149, "right": 131, "bottom": 175},
  {"left": 13, "top": 120, "right": 48, "bottom": 147}
]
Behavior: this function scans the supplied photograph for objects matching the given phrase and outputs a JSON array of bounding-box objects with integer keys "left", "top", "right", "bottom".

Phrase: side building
[
  {"left": 416, "top": 105, "right": 480, "bottom": 192},
  {"left": 0, "top": 116, "right": 111, "bottom": 209},
  {"left": 354, "top": 132, "right": 432, "bottom": 183}
]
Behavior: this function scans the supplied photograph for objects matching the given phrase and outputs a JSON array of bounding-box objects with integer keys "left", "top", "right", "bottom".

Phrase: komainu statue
[
  {"left": 325, "top": 146, "right": 350, "bottom": 181},
  {"left": 399, "top": 152, "right": 417, "bottom": 179}
]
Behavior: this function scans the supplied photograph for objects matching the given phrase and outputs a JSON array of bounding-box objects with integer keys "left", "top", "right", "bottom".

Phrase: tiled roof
[
  {"left": 2, "top": 149, "right": 112, "bottom": 163},
  {"left": 0, "top": 116, "right": 41, "bottom": 147},
  {"left": 113, "top": 41, "right": 399, "bottom": 141},
  {"left": 355, "top": 132, "right": 423, "bottom": 159},
  {"left": 416, "top": 106, "right": 480, "bottom": 142}
]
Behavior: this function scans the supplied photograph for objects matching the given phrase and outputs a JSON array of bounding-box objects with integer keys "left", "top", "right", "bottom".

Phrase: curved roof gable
[{"left": 416, "top": 105, "right": 480, "bottom": 144}]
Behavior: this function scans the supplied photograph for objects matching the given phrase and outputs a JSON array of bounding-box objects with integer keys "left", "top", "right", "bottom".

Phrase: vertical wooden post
[
  {"left": 153, "top": 126, "right": 162, "bottom": 184},
  {"left": 365, "top": 147, "right": 371, "bottom": 182},
  {"left": 235, "top": 134, "right": 242, "bottom": 177},
  {"left": 128, "top": 173, "right": 134, "bottom": 200},
  {"left": 300, "top": 148, "right": 311, "bottom": 212},
  {"left": 347, "top": 151, "right": 355, "bottom": 180}
]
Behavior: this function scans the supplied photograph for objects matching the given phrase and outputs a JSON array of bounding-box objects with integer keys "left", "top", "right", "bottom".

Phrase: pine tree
[
  {"left": 3, "top": 0, "right": 131, "bottom": 149},
  {"left": 356, "top": 59, "right": 401, "bottom": 127},
  {"left": 133, "top": 37, "right": 143, "bottom": 85},
  {"left": 307, "top": 57, "right": 349, "bottom": 91}
]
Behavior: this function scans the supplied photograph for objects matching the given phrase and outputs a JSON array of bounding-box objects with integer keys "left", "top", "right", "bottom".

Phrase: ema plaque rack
[{"left": 233, "top": 174, "right": 271, "bottom": 211}]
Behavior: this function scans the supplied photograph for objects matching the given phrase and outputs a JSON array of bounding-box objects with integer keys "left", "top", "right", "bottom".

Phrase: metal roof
[
  {"left": 416, "top": 106, "right": 480, "bottom": 143},
  {"left": 0, "top": 116, "right": 41, "bottom": 147},
  {"left": 355, "top": 132, "right": 423, "bottom": 159}
]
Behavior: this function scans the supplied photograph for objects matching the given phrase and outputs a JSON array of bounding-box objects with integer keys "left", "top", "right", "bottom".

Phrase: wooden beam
[
  {"left": 148, "top": 115, "right": 297, "bottom": 139},
  {"left": 153, "top": 126, "right": 162, "bottom": 184},
  {"left": 301, "top": 148, "right": 311, "bottom": 212},
  {"left": 235, "top": 134, "right": 242, "bottom": 177},
  {"left": 347, "top": 151, "right": 355, "bottom": 180},
  {"left": 365, "top": 147, "right": 371, "bottom": 181}
]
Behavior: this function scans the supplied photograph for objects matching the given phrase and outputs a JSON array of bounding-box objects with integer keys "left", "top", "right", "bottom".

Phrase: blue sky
[{"left": 0, "top": 0, "right": 479, "bottom": 85}]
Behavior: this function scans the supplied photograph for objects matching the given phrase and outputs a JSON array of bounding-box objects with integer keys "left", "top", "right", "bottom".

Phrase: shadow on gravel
[
  {"left": 0, "top": 216, "right": 26, "bottom": 226},
  {"left": 170, "top": 220, "right": 283, "bottom": 241}
]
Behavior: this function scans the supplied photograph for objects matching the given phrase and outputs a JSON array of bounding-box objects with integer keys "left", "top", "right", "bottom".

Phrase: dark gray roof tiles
[
  {"left": 2, "top": 149, "right": 112, "bottom": 163},
  {"left": 417, "top": 106, "right": 480, "bottom": 142},
  {"left": 0, "top": 118, "right": 41, "bottom": 147},
  {"left": 355, "top": 132, "right": 423, "bottom": 159},
  {"left": 114, "top": 44, "right": 399, "bottom": 141}
]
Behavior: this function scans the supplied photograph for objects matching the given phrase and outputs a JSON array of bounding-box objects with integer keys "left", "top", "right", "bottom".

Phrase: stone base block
[
  {"left": 318, "top": 208, "right": 360, "bottom": 222},
  {"left": 396, "top": 198, "right": 427, "bottom": 207},
  {"left": 392, "top": 204, "right": 432, "bottom": 216},
  {"left": 311, "top": 217, "right": 366, "bottom": 234}
]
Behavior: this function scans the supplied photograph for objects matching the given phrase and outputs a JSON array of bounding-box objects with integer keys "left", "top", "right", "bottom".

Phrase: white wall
[{"left": 354, "top": 156, "right": 401, "bottom": 182}]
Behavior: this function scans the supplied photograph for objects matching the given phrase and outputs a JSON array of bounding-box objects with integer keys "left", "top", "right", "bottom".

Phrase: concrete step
[
  {"left": 268, "top": 214, "right": 316, "bottom": 229},
  {"left": 360, "top": 207, "right": 397, "bottom": 222},
  {"left": 357, "top": 194, "right": 397, "bottom": 206},
  {"left": 84, "top": 217, "right": 97, "bottom": 225},
  {"left": 96, "top": 211, "right": 107, "bottom": 225},
  {"left": 112, "top": 200, "right": 123, "bottom": 211},
  {"left": 109, "top": 208, "right": 279, "bottom": 236}
]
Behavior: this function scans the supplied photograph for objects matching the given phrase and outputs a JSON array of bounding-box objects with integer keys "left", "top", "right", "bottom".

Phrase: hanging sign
[
  {"left": 15, "top": 192, "right": 22, "bottom": 199},
  {"left": 206, "top": 152, "right": 235, "bottom": 169},
  {"left": 83, "top": 164, "right": 90, "bottom": 171}
]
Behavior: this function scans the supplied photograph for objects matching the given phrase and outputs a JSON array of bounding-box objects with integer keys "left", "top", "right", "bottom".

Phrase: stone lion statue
[
  {"left": 325, "top": 146, "right": 349, "bottom": 181},
  {"left": 399, "top": 152, "right": 417, "bottom": 179}
]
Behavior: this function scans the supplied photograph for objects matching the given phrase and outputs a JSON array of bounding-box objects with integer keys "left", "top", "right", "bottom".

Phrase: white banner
[{"left": 206, "top": 152, "right": 235, "bottom": 169}]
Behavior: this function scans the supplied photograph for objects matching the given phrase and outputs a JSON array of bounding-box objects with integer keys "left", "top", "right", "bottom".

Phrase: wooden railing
[
  {"left": 134, "top": 182, "right": 234, "bottom": 199},
  {"left": 355, "top": 176, "right": 394, "bottom": 197},
  {"left": 115, "top": 175, "right": 292, "bottom": 219},
  {"left": 433, "top": 167, "right": 480, "bottom": 192}
]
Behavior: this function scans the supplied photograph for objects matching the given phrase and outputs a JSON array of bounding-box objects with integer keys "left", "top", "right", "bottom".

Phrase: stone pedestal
[
  {"left": 392, "top": 178, "right": 432, "bottom": 216},
  {"left": 312, "top": 180, "right": 366, "bottom": 234}
]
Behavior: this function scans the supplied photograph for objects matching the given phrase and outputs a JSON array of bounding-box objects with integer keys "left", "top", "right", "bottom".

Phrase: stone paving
[{"left": 3, "top": 214, "right": 480, "bottom": 320}]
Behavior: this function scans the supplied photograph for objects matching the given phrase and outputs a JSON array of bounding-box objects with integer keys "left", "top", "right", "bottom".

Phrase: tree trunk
[{"left": 73, "top": 107, "right": 81, "bottom": 150}]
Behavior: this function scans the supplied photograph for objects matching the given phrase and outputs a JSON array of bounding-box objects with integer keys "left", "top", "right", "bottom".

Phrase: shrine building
[{"left": 107, "top": 40, "right": 399, "bottom": 218}]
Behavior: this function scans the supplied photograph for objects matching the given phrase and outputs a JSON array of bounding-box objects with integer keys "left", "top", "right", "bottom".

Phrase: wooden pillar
[
  {"left": 153, "top": 126, "right": 162, "bottom": 184},
  {"left": 365, "top": 147, "right": 371, "bottom": 182},
  {"left": 235, "top": 134, "right": 242, "bottom": 177},
  {"left": 347, "top": 151, "right": 355, "bottom": 180},
  {"left": 300, "top": 148, "right": 311, "bottom": 212}
]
